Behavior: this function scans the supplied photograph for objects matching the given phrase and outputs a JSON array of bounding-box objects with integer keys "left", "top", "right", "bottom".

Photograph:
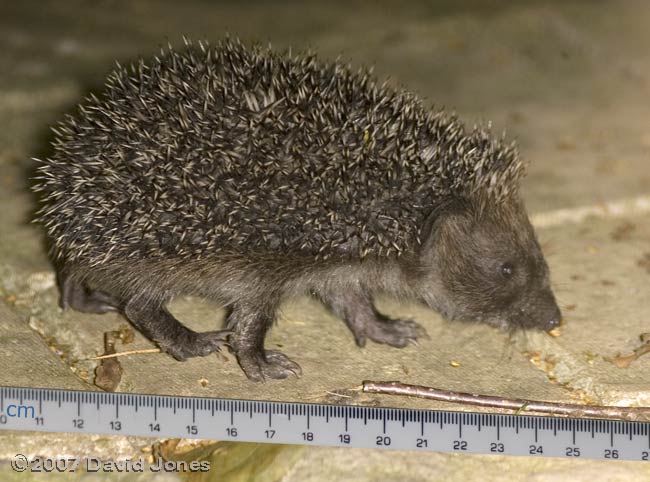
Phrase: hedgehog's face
[{"left": 417, "top": 198, "right": 561, "bottom": 332}]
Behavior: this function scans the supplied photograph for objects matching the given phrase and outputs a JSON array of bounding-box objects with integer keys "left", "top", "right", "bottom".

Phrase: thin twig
[
  {"left": 325, "top": 390, "right": 353, "bottom": 399},
  {"left": 362, "top": 381, "right": 650, "bottom": 422},
  {"left": 87, "top": 348, "right": 161, "bottom": 360}
]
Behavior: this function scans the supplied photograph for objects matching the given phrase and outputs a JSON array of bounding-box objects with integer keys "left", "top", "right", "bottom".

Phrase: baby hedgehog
[{"left": 34, "top": 38, "right": 561, "bottom": 382}]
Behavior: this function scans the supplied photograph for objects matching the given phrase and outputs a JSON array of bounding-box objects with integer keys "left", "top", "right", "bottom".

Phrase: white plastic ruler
[{"left": 1, "top": 386, "right": 649, "bottom": 461}]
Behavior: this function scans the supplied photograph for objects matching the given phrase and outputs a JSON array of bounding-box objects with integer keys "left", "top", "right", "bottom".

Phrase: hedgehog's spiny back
[{"left": 35, "top": 38, "right": 524, "bottom": 266}]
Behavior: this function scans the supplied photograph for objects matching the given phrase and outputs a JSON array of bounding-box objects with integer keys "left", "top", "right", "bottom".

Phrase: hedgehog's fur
[{"left": 33, "top": 38, "right": 560, "bottom": 382}]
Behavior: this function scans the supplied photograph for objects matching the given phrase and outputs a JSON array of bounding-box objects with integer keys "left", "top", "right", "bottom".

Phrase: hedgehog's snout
[
  {"left": 539, "top": 302, "right": 562, "bottom": 332},
  {"left": 515, "top": 289, "right": 562, "bottom": 332}
]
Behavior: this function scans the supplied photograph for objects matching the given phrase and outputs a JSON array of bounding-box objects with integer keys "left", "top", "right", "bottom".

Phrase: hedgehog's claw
[
  {"left": 236, "top": 349, "right": 302, "bottom": 382},
  {"left": 361, "top": 316, "right": 429, "bottom": 349},
  {"left": 164, "top": 330, "right": 231, "bottom": 360},
  {"left": 192, "top": 330, "right": 233, "bottom": 357}
]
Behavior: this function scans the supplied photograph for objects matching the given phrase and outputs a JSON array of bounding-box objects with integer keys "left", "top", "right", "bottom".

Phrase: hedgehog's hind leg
[
  {"left": 59, "top": 271, "right": 121, "bottom": 314},
  {"left": 320, "top": 290, "right": 429, "bottom": 348},
  {"left": 226, "top": 303, "right": 301, "bottom": 382},
  {"left": 124, "top": 296, "right": 230, "bottom": 361}
]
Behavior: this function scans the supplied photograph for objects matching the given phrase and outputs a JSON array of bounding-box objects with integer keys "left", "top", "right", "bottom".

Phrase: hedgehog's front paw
[
  {"left": 164, "top": 330, "right": 231, "bottom": 361},
  {"left": 237, "top": 349, "right": 302, "bottom": 382},
  {"left": 359, "top": 316, "right": 429, "bottom": 348}
]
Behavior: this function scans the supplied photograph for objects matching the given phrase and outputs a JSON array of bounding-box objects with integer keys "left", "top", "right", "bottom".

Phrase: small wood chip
[
  {"left": 606, "top": 334, "right": 650, "bottom": 368},
  {"left": 94, "top": 332, "right": 123, "bottom": 392}
]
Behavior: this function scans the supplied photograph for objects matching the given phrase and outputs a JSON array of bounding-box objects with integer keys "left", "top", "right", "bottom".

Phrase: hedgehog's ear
[{"left": 420, "top": 197, "right": 474, "bottom": 257}]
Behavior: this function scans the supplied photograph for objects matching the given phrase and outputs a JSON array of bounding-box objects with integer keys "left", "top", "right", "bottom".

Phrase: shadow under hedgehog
[{"left": 33, "top": 38, "right": 561, "bottom": 382}]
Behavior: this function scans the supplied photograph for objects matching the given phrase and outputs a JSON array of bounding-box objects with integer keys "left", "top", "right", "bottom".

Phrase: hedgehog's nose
[
  {"left": 531, "top": 289, "right": 562, "bottom": 332},
  {"left": 546, "top": 315, "right": 561, "bottom": 331},
  {"left": 543, "top": 305, "right": 562, "bottom": 332}
]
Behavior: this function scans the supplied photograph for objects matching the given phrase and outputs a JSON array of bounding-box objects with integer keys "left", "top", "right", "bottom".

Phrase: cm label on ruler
[{"left": 2, "top": 387, "right": 650, "bottom": 461}]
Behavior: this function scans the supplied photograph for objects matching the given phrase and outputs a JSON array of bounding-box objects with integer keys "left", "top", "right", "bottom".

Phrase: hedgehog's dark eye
[{"left": 499, "top": 262, "right": 515, "bottom": 279}]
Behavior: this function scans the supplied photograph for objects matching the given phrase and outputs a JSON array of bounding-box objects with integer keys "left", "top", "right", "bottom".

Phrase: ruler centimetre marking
[{"left": 0, "top": 386, "right": 649, "bottom": 461}]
